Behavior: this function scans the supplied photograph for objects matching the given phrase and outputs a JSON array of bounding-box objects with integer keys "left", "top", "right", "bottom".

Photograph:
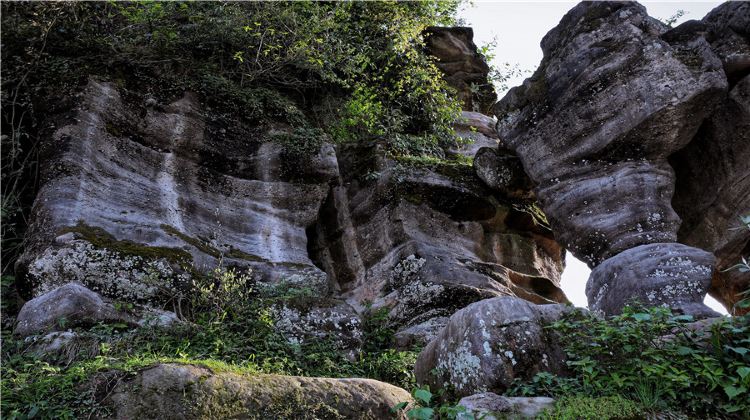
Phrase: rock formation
[
  {"left": 15, "top": 282, "right": 137, "bottom": 337},
  {"left": 13, "top": 26, "right": 567, "bottom": 351},
  {"left": 17, "top": 79, "right": 336, "bottom": 303},
  {"left": 457, "top": 393, "right": 555, "bottom": 420},
  {"left": 309, "top": 143, "right": 566, "bottom": 347},
  {"left": 478, "top": 1, "right": 748, "bottom": 316},
  {"left": 424, "top": 27, "right": 497, "bottom": 114},
  {"left": 415, "top": 296, "right": 571, "bottom": 398},
  {"left": 106, "top": 363, "right": 412, "bottom": 419},
  {"left": 670, "top": 2, "right": 750, "bottom": 312}
]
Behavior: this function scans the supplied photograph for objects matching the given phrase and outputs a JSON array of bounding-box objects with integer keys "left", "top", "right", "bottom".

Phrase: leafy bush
[
  {"left": 509, "top": 306, "right": 750, "bottom": 418},
  {"left": 393, "top": 386, "right": 467, "bottom": 420}
]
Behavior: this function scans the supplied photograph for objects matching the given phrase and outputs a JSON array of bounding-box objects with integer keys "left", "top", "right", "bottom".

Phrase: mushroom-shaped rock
[{"left": 489, "top": 1, "right": 728, "bottom": 316}]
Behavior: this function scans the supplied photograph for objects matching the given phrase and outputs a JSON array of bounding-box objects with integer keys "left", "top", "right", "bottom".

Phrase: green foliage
[
  {"left": 0, "top": 271, "right": 420, "bottom": 419},
  {"left": 658, "top": 9, "right": 687, "bottom": 28},
  {"left": 393, "top": 386, "right": 468, "bottom": 420},
  {"left": 538, "top": 396, "right": 644, "bottom": 420},
  {"left": 2, "top": 1, "right": 462, "bottom": 145},
  {"left": 271, "top": 127, "right": 327, "bottom": 159},
  {"left": 509, "top": 306, "right": 750, "bottom": 418},
  {"left": 0, "top": 1, "right": 466, "bottom": 274},
  {"left": 724, "top": 214, "right": 750, "bottom": 314}
]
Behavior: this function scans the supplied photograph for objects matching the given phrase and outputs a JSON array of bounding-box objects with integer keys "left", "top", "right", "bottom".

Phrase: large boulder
[
  {"left": 586, "top": 243, "right": 717, "bottom": 317},
  {"left": 415, "top": 297, "right": 571, "bottom": 398},
  {"left": 14, "top": 282, "right": 136, "bottom": 337},
  {"left": 484, "top": 1, "right": 730, "bottom": 316},
  {"left": 107, "top": 363, "right": 412, "bottom": 419}
]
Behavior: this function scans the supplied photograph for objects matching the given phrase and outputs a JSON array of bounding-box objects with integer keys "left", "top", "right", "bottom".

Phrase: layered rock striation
[
  {"left": 14, "top": 27, "right": 567, "bottom": 347},
  {"left": 670, "top": 3, "right": 750, "bottom": 312},
  {"left": 309, "top": 143, "right": 566, "bottom": 347},
  {"left": 479, "top": 1, "right": 748, "bottom": 316},
  {"left": 424, "top": 26, "right": 497, "bottom": 114}
]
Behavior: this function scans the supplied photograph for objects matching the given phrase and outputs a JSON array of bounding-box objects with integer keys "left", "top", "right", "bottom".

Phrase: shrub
[
  {"left": 538, "top": 395, "right": 644, "bottom": 420},
  {"left": 509, "top": 306, "right": 750, "bottom": 418}
]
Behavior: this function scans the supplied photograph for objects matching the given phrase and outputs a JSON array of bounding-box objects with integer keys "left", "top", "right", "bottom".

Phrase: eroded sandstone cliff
[{"left": 12, "top": 26, "right": 566, "bottom": 354}]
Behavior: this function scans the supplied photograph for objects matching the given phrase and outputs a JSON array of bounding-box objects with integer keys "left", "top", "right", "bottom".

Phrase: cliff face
[
  {"left": 476, "top": 1, "right": 749, "bottom": 314},
  {"left": 4, "top": 2, "right": 750, "bottom": 417},
  {"left": 670, "top": 2, "right": 750, "bottom": 312},
  {"left": 13, "top": 27, "right": 565, "bottom": 348}
]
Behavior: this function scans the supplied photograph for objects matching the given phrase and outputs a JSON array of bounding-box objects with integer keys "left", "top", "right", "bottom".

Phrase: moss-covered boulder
[{"left": 107, "top": 363, "right": 412, "bottom": 419}]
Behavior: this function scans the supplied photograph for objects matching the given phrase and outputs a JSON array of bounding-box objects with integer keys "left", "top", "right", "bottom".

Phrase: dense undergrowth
[
  {"left": 509, "top": 306, "right": 750, "bottom": 419},
  {"left": 0, "top": 268, "right": 419, "bottom": 419}
]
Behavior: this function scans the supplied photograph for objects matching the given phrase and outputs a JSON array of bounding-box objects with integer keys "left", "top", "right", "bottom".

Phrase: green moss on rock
[{"left": 62, "top": 222, "right": 192, "bottom": 263}]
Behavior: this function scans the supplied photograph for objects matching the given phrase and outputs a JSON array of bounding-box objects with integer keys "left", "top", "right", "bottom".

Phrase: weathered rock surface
[
  {"left": 587, "top": 243, "right": 718, "bottom": 317},
  {"left": 671, "top": 76, "right": 750, "bottom": 309},
  {"left": 16, "top": 27, "right": 566, "bottom": 351},
  {"left": 13, "top": 282, "right": 181, "bottom": 337},
  {"left": 458, "top": 393, "right": 555, "bottom": 420},
  {"left": 449, "top": 112, "right": 501, "bottom": 159},
  {"left": 700, "top": 2, "right": 750, "bottom": 83},
  {"left": 309, "top": 144, "right": 567, "bottom": 344},
  {"left": 474, "top": 147, "right": 535, "bottom": 201},
  {"left": 425, "top": 27, "right": 496, "bottom": 113},
  {"left": 107, "top": 363, "right": 412, "bottom": 419},
  {"left": 669, "top": 3, "right": 750, "bottom": 312},
  {"left": 18, "top": 79, "right": 335, "bottom": 304},
  {"left": 483, "top": 1, "right": 736, "bottom": 315},
  {"left": 415, "top": 296, "right": 571, "bottom": 398},
  {"left": 271, "top": 297, "right": 363, "bottom": 356},
  {"left": 14, "top": 282, "right": 136, "bottom": 337}
]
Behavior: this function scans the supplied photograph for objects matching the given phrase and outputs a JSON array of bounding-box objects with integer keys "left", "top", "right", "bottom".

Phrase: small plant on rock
[{"left": 393, "top": 386, "right": 468, "bottom": 420}]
